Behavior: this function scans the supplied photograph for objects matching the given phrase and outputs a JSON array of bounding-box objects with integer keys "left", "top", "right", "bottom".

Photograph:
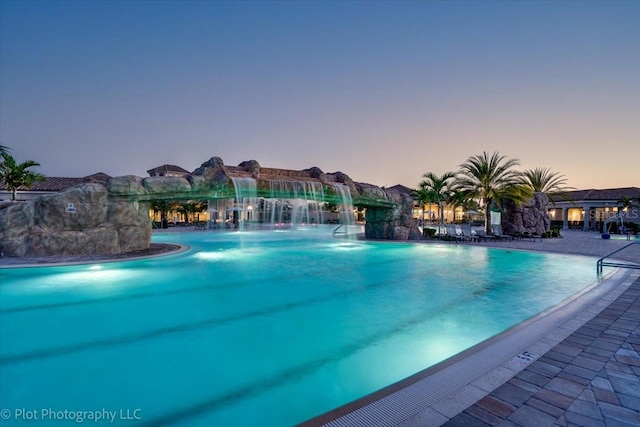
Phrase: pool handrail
[
  {"left": 332, "top": 224, "right": 347, "bottom": 236},
  {"left": 596, "top": 241, "right": 640, "bottom": 275}
]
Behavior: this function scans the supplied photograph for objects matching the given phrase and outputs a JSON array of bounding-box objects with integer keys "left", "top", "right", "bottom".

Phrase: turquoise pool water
[{"left": 0, "top": 226, "right": 598, "bottom": 426}]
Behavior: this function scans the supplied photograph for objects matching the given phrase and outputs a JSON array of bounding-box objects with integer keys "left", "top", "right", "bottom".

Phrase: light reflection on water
[{"left": 0, "top": 226, "right": 598, "bottom": 427}]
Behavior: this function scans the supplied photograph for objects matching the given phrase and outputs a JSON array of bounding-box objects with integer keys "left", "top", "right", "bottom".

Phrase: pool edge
[{"left": 300, "top": 268, "right": 639, "bottom": 427}]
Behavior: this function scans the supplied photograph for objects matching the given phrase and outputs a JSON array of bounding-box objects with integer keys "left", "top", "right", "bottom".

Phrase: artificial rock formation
[
  {"left": 356, "top": 184, "right": 422, "bottom": 240},
  {"left": 502, "top": 192, "right": 551, "bottom": 235},
  {"left": 0, "top": 183, "right": 151, "bottom": 257},
  {"left": 0, "top": 156, "right": 420, "bottom": 258}
]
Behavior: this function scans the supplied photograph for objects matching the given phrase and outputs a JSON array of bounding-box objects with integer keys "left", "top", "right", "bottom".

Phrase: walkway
[
  {"left": 469, "top": 230, "right": 639, "bottom": 264},
  {"left": 443, "top": 276, "right": 640, "bottom": 427}
]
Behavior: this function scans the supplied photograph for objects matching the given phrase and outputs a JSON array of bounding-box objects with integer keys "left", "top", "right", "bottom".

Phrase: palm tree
[
  {"left": 149, "top": 199, "right": 175, "bottom": 225},
  {"left": 412, "top": 185, "right": 436, "bottom": 226},
  {"left": 446, "top": 189, "right": 472, "bottom": 222},
  {"left": 0, "top": 145, "right": 9, "bottom": 169},
  {"left": 521, "top": 167, "right": 574, "bottom": 204},
  {"left": 177, "top": 201, "right": 208, "bottom": 224},
  {"left": 0, "top": 152, "right": 46, "bottom": 200},
  {"left": 617, "top": 195, "right": 638, "bottom": 212},
  {"left": 456, "top": 151, "right": 531, "bottom": 233},
  {"left": 419, "top": 171, "right": 457, "bottom": 226}
]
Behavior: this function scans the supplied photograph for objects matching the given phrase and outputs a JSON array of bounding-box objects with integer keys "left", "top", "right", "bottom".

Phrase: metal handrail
[
  {"left": 596, "top": 241, "right": 640, "bottom": 274},
  {"left": 603, "top": 212, "right": 624, "bottom": 234},
  {"left": 332, "top": 224, "right": 347, "bottom": 236}
]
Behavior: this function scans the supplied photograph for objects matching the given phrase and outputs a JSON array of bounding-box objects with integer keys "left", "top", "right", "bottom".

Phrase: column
[{"left": 583, "top": 205, "right": 591, "bottom": 231}]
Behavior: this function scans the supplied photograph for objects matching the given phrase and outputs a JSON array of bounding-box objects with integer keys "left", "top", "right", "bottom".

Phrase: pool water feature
[
  {"left": 264, "top": 180, "right": 326, "bottom": 226},
  {"left": 0, "top": 227, "right": 599, "bottom": 426}
]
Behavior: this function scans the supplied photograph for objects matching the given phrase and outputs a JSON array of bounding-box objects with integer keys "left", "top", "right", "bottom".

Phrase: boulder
[
  {"left": 502, "top": 192, "right": 551, "bottom": 235},
  {"left": 143, "top": 176, "right": 191, "bottom": 196},
  {"left": 363, "top": 188, "right": 422, "bottom": 240},
  {"left": 107, "top": 175, "right": 146, "bottom": 197},
  {"left": 0, "top": 183, "right": 151, "bottom": 257}
]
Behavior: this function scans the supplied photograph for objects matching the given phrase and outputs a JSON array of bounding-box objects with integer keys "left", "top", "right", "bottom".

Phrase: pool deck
[
  {"left": 433, "top": 232, "right": 640, "bottom": 427},
  {"left": 1, "top": 229, "right": 638, "bottom": 427},
  {"left": 440, "top": 273, "right": 640, "bottom": 427}
]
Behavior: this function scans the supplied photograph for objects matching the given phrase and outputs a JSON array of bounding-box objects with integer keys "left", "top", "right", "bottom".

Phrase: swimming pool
[{"left": 0, "top": 226, "right": 599, "bottom": 426}]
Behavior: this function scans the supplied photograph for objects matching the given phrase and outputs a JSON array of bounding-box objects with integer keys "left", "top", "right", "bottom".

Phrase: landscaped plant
[
  {"left": 0, "top": 150, "right": 46, "bottom": 200},
  {"left": 416, "top": 171, "right": 456, "bottom": 226},
  {"left": 520, "top": 167, "right": 574, "bottom": 202},
  {"left": 456, "top": 151, "right": 532, "bottom": 233}
]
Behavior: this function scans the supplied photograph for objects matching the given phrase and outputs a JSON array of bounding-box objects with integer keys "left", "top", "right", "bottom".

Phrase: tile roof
[
  {"left": 146, "top": 164, "right": 190, "bottom": 176},
  {"left": 0, "top": 173, "right": 111, "bottom": 192},
  {"left": 551, "top": 187, "right": 640, "bottom": 202}
]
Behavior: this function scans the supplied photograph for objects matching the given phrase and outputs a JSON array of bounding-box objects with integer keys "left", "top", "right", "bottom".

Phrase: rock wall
[
  {"left": 502, "top": 192, "right": 551, "bottom": 235},
  {"left": 359, "top": 185, "right": 422, "bottom": 240},
  {"left": 0, "top": 156, "right": 420, "bottom": 257},
  {"left": 0, "top": 183, "right": 151, "bottom": 257}
]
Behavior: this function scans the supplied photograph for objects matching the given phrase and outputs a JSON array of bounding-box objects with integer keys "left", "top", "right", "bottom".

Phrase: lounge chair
[
  {"left": 460, "top": 223, "right": 479, "bottom": 243},
  {"left": 522, "top": 231, "right": 542, "bottom": 242},
  {"left": 475, "top": 230, "right": 496, "bottom": 242},
  {"left": 443, "top": 224, "right": 460, "bottom": 242},
  {"left": 492, "top": 225, "right": 513, "bottom": 241}
]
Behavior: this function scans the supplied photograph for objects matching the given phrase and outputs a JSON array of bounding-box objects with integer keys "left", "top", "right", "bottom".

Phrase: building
[
  {"left": 0, "top": 173, "right": 111, "bottom": 201},
  {"left": 146, "top": 164, "right": 190, "bottom": 177},
  {"left": 548, "top": 187, "right": 640, "bottom": 231}
]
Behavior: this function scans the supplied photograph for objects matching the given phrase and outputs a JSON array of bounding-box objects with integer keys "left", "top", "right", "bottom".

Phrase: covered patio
[{"left": 548, "top": 187, "right": 640, "bottom": 232}]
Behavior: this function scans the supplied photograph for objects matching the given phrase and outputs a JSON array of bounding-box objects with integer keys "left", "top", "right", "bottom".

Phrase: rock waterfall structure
[{"left": 0, "top": 157, "right": 421, "bottom": 257}]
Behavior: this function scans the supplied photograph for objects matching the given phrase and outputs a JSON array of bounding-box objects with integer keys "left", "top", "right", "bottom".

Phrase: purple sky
[{"left": 1, "top": 0, "right": 638, "bottom": 189}]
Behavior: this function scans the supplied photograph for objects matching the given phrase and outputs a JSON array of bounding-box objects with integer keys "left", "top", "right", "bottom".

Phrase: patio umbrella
[{"left": 465, "top": 210, "right": 478, "bottom": 224}]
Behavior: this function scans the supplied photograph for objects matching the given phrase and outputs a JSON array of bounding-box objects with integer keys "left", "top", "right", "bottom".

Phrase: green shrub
[{"left": 423, "top": 228, "right": 437, "bottom": 238}]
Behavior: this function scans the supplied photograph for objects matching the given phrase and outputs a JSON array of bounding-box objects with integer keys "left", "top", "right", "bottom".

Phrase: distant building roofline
[{"left": 146, "top": 164, "right": 190, "bottom": 176}]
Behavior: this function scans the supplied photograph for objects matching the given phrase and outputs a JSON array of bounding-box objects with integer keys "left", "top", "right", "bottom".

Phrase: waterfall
[
  {"left": 331, "top": 183, "right": 355, "bottom": 227},
  {"left": 264, "top": 180, "right": 325, "bottom": 227},
  {"left": 230, "top": 177, "right": 258, "bottom": 230}
]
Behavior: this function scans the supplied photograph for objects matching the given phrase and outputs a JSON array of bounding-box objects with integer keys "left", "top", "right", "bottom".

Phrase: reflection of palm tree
[
  {"left": 457, "top": 151, "right": 531, "bottom": 233},
  {"left": 419, "top": 171, "right": 456, "bottom": 226},
  {"left": 0, "top": 152, "right": 46, "bottom": 200}
]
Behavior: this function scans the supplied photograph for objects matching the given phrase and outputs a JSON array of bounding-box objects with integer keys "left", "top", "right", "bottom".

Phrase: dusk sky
[{"left": 1, "top": 0, "right": 638, "bottom": 190}]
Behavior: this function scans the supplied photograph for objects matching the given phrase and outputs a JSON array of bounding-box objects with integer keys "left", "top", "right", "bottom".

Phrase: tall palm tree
[
  {"left": 0, "top": 152, "right": 46, "bottom": 200},
  {"left": 412, "top": 185, "right": 436, "bottom": 226},
  {"left": 419, "top": 171, "right": 457, "bottom": 225},
  {"left": 521, "top": 167, "right": 574, "bottom": 203},
  {"left": 456, "top": 151, "right": 531, "bottom": 233}
]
